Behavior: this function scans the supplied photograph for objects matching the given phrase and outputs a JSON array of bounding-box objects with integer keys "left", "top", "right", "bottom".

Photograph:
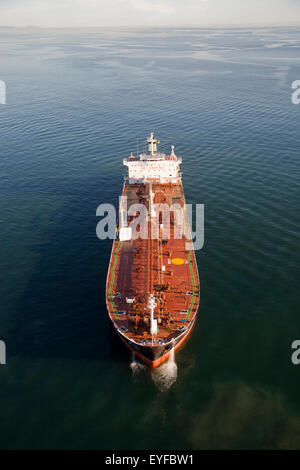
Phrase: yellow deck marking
[{"left": 172, "top": 258, "right": 185, "bottom": 265}]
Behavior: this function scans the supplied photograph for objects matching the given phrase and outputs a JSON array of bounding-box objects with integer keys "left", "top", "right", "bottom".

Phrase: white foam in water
[
  {"left": 130, "top": 353, "right": 146, "bottom": 375},
  {"left": 151, "top": 347, "right": 177, "bottom": 391}
]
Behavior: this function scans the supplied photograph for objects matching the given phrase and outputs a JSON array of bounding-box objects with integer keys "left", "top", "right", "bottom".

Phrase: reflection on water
[{"left": 187, "top": 381, "right": 300, "bottom": 450}]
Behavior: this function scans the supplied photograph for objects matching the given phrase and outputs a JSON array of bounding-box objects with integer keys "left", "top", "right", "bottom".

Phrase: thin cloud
[{"left": 127, "top": 0, "right": 175, "bottom": 16}]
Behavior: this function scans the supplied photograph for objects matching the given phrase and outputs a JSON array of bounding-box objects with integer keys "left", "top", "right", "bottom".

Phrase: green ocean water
[{"left": 0, "top": 26, "right": 300, "bottom": 449}]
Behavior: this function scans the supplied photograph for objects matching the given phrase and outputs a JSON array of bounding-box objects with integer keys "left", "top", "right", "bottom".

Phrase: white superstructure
[{"left": 123, "top": 133, "right": 182, "bottom": 184}]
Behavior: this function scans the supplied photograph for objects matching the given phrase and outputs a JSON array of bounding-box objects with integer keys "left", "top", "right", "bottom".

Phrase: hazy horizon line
[{"left": 1, "top": 22, "right": 300, "bottom": 29}]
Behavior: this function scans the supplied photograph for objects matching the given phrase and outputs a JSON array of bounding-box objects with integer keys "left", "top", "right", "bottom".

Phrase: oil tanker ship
[{"left": 106, "top": 134, "right": 200, "bottom": 367}]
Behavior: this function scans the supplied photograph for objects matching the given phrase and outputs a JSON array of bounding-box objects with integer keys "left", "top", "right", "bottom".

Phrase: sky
[{"left": 1, "top": 0, "right": 300, "bottom": 28}]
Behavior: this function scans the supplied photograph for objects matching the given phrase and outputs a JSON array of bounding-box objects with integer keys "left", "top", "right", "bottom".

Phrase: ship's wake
[
  {"left": 130, "top": 353, "right": 146, "bottom": 375},
  {"left": 151, "top": 347, "right": 177, "bottom": 392}
]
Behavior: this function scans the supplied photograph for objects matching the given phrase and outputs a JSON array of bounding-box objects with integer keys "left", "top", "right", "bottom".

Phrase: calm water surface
[{"left": 0, "top": 27, "right": 300, "bottom": 449}]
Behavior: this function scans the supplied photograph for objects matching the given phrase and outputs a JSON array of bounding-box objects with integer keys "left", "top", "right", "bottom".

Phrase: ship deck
[{"left": 106, "top": 180, "right": 200, "bottom": 347}]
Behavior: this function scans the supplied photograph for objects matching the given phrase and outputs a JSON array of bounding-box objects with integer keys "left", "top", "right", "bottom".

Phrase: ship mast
[
  {"left": 147, "top": 132, "right": 158, "bottom": 155},
  {"left": 148, "top": 294, "right": 157, "bottom": 339}
]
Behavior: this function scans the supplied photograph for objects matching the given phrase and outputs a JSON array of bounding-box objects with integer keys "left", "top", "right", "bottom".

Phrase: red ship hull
[{"left": 105, "top": 137, "right": 200, "bottom": 368}]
